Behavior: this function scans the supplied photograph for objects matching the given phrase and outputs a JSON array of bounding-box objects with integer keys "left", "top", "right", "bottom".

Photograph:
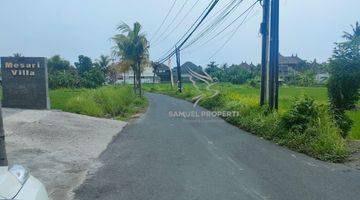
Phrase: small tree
[{"left": 328, "top": 22, "right": 360, "bottom": 137}]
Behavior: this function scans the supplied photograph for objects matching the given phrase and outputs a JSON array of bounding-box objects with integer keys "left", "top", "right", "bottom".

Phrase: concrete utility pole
[
  {"left": 0, "top": 104, "right": 8, "bottom": 166},
  {"left": 260, "top": 0, "right": 279, "bottom": 110},
  {"left": 175, "top": 47, "right": 182, "bottom": 93},
  {"left": 167, "top": 58, "right": 175, "bottom": 88},
  {"left": 268, "top": 0, "right": 280, "bottom": 109},
  {"left": 260, "top": 0, "right": 270, "bottom": 106}
]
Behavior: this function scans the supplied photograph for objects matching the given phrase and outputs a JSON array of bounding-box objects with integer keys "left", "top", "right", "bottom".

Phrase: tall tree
[
  {"left": 151, "top": 62, "right": 160, "bottom": 84},
  {"left": 112, "top": 22, "right": 150, "bottom": 97},
  {"left": 75, "top": 55, "right": 93, "bottom": 75},
  {"left": 328, "top": 21, "right": 360, "bottom": 137},
  {"left": 48, "top": 55, "right": 71, "bottom": 73},
  {"left": 95, "top": 55, "right": 111, "bottom": 74}
]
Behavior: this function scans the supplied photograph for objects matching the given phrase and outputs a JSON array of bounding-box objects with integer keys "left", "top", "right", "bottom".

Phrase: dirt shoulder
[
  {"left": 4, "top": 108, "right": 126, "bottom": 200},
  {"left": 346, "top": 140, "right": 360, "bottom": 170}
]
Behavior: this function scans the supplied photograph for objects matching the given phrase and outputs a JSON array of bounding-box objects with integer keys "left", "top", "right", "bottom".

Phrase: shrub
[
  {"left": 280, "top": 97, "right": 348, "bottom": 162},
  {"left": 199, "top": 94, "right": 225, "bottom": 110},
  {"left": 79, "top": 67, "right": 106, "bottom": 89},
  {"left": 49, "top": 70, "right": 79, "bottom": 89},
  {"left": 281, "top": 96, "right": 319, "bottom": 133}
]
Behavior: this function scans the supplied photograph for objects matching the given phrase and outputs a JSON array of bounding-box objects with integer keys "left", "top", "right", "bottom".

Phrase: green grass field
[
  {"left": 144, "top": 83, "right": 359, "bottom": 140},
  {"left": 50, "top": 85, "right": 147, "bottom": 120}
]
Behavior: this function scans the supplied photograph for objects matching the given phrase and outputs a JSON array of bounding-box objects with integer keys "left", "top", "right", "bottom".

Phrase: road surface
[{"left": 75, "top": 93, "right": 360, "bottom": 200}]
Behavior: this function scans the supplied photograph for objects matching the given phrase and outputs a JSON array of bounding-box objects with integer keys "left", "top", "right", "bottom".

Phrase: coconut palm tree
[
  {"left": 112, "top": 22, "right": 150, "bottom": 97},
  {"left": 95, "top": 55, "right": 112, "bottom": 74},
  {"left": 343, "top": 21, "right": 360, "bottom": 41}
]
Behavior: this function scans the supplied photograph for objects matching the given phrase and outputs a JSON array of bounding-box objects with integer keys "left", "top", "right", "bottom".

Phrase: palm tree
[
  {"left": 95, "top": 55, "right": 111, "bottom": 74},
  {"left": 343, "top": 21, "right": 360, "bottom": 41},
  {"left": 112, "top": 22, "right": 150, "bottom": 97},
  {"left": 151, "top": 62, "right": 160, "bottom": 84}
]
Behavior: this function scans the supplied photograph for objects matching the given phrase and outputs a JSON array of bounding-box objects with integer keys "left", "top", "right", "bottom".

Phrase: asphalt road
[{"left": 75, "top": 93, "right": 360, "bottom": 200}]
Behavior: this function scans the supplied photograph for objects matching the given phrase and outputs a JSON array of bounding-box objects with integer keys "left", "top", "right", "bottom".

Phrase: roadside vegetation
[
  {"left": 50, "top": 85, "right": 147, "bottom": 121},
  {"left": 144, "top": 83, "right": 358, "bottom": 162},
  {"left": 46, "top": 21, "right": 151, "bottom": 121}
]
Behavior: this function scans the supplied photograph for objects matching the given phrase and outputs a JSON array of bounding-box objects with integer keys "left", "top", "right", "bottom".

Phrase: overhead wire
[
  {"left": 209, "top": 1, "right": 258, "bottom": 59},
  {"left": 150, "top": 0, "right": 178, "bottom": 42},
  {"left": 182, "top": 0, "right": 260, "bottom": 52},
  {"left": 156, "top": 0, "right": 220, "bottom": 63},
  {"left": 155, "top": 0, "right": 216, "bottom": 63},
  {"left": 152, "top": 0, "right": 201, "bottom": 47},
  {"left": 182, "top": 0, "right": 244, "bottom": 50},
  {"left": 152, "top": 0, "right": 190, "bottom": 45}
]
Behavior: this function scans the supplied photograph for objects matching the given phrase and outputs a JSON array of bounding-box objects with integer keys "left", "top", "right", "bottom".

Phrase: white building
[{"left": 117, "top": 67, "right": 160, "bottom": 84}]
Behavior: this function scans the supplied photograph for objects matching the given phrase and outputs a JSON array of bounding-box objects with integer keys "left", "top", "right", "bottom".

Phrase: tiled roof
[{"left": 279, "top": 54, "right": 305, "bottom": 65}]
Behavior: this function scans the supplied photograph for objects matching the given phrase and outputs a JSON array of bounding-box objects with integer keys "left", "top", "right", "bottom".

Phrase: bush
[
  {"left": 330, "top": 109, "right": 353, "bottom": 138},
  {"left": 79, "top": 68, "right": 106, "bottom": 89},
  {"left": 199, "top": 94, "right": 225, "bottom": 110},
  {"left": 247, "top": 77, "right": 260, "bottom": 88},
  {"left": 281, "top": 97, "right": 319, "bottom": 133},
  {"left": 49, "top": 70, "right": 79, "bottom": 89},
  {"left": 280, "top": 97, "right": 348, "bottom": 162}
]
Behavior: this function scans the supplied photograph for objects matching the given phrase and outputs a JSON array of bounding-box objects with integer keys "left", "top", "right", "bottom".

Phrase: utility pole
[
  {"left": 260, "top": 0, "right": 270, "bottom": 106},
  {"left": 268, "top": 0, "right": 280, "bottom": 110},
  {"left": 167, "top": 58, "right": 174, "bottom": 88},
  {"left": 0, "top": 104, "right": 8, "bottom": 166},
  {"left": 272, "top": 0, "right": 280, "bottom": 109},
  {"left": 175, "top": 47, "right": 182, "bottom": 93}
]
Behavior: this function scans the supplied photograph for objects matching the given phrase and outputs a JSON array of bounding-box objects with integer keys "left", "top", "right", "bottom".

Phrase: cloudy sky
[{"left": 0, "top": 0, "right": 359, "bottom": 66}]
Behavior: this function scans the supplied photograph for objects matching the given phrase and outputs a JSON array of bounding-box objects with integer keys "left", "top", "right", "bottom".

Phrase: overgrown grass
[
  {"left": 50, "top": 85, "right": 147, "bottom": 120},
  {"left": 144, "top": 83, "right": 356, "bottom": 162}
]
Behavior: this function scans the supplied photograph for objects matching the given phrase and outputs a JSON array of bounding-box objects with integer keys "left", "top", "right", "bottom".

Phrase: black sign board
[{"left": 1, "top": 57, "right": 50, "bottom": 109}]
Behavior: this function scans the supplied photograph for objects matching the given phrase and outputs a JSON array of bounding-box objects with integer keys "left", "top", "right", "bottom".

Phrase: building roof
[{"left": 279, "top": 54, "right": 305, "bottom": 65}]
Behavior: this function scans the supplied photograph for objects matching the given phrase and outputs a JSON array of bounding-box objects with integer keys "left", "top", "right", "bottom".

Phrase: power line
[
  {"left": 183, "top": 0, "right": 260, "bottom": 52},
  {"left": 150, "top": 0, "right": 178, "bottom": 42},
  {"left": 157, "top": 0, "right": 220, "bottom": 63},
  {"left": 152, "top": 0, "right": 191, "bottom": 46},
  {"left": 153, "top": 0, "right": 201, "bottom": 47},
  {"left": 209, "top": 2, "right": 257, "bottom": 59},
  {"left": 182, "top": 0, "right": 244, "bottom": 50},
  {"left": 155, "top": 0, "right": 216, "bottom": 63}
]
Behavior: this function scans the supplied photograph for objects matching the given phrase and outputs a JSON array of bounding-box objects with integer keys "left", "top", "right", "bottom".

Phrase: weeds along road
[{"left": 75, "top": 93, "right": 360, "bottom": 200}]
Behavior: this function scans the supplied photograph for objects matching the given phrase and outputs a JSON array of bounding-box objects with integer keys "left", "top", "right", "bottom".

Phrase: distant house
[
  {"left": 173, "top": 61, "right": 205, "bottom": 82},
  {"left": 154, "top": 63, "right": 172, "bottom": 82},
  {"left": 279, "top": 54, "right": 307, "bottom": 78},
  {"left": 119, "top": 67, "right": 160, "bottom": 84}
]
